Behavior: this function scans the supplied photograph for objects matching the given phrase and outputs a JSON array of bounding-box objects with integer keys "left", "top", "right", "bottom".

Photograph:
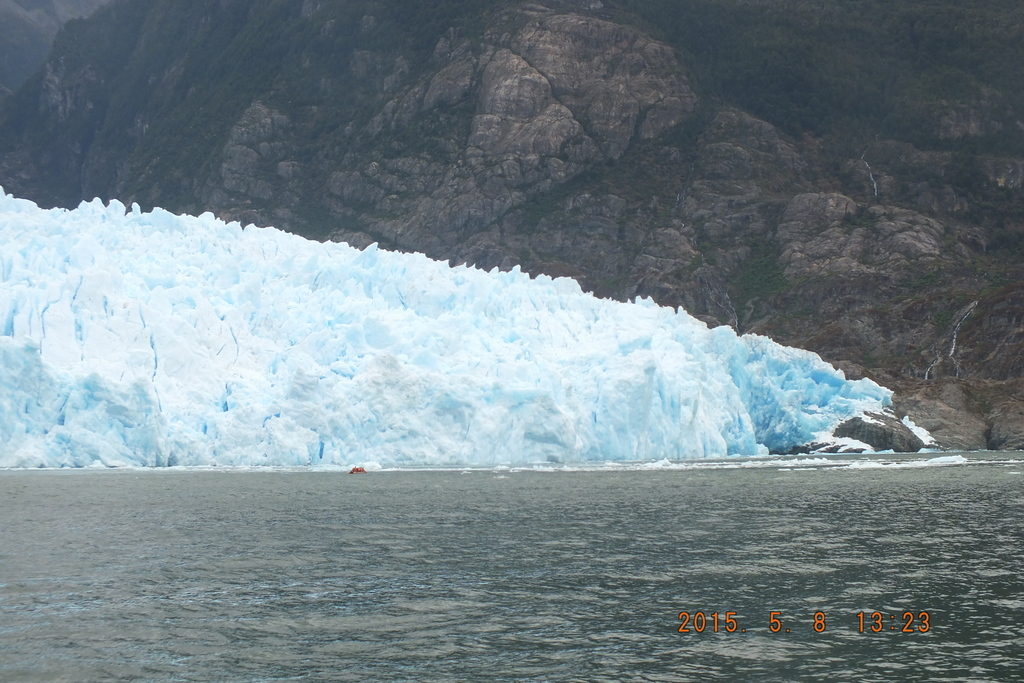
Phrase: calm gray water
[{"left": 1, "top": 456, "right": 1022, "bottom": 682}]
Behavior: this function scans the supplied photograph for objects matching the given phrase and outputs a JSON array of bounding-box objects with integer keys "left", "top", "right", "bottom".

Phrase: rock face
[
  {"left": 891, "top": 380, "right": 990, "bottom": 451},
  {"left": 834, "top": 412, "right": 925, "bottom": 453},
  {"left": 312, "top": 9, "right": 697, "bottom": 261},
  {"left": 171, "top": 7, "right": 697, "bottom": 264},
  {"left": 984, "top": 389, "right": 1024, "bottom": 451},
  {"left": 1, "top": 0, "right": 1024, "bottom": 451}
]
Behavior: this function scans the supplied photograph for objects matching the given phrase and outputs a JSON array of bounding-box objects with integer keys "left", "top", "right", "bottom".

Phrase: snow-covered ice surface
[
  {"left": 0, "top": 191, "right": 893, "bottom": 468},
  {"left": 902, "top": 415, "right": 937, "bottom": 446}
]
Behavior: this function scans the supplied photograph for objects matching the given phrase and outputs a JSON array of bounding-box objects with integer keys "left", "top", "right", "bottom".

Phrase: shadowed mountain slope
[{"left": 0, "top": 0, "right": 111, "bottom": 94}]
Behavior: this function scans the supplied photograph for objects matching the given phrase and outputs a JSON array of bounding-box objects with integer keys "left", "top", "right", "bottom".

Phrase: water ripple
[{"left": 1, "top": 462, "right": 1021, "bottom": 681}]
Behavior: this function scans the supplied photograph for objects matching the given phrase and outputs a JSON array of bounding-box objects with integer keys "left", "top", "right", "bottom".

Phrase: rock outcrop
[{"left": 834, "top": 412, "right": 925, "bottom": 453}]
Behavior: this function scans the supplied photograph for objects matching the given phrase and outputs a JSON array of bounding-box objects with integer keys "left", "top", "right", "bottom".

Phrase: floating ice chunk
[
  {"left": 845, "top": 454, "right": 969, "bottom": 469},
  {"left": 0, "top": 190, "right": 892, "bottom": 467},
  {"left": 925, "top": 455, "right": 968, "bottom": 465}
]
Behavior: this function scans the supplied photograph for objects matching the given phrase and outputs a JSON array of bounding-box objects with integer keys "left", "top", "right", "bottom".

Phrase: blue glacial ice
[{"left": 0, "top": 190, "right": 892, "bottom": 468}]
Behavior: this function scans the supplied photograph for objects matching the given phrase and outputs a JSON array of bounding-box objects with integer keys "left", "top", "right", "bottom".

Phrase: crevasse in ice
[{"left": 0, "top": 190, "right": 891, "bottom": 467}]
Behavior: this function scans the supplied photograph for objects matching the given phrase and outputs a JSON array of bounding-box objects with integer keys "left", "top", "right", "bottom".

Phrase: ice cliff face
[{"left": 0, "top": 190, "right": 893, "bottom": 467}]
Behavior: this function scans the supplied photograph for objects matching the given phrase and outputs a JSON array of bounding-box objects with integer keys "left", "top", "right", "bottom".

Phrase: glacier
[{"left": 0, "top": 189, "right": 892, "bottom": 468}]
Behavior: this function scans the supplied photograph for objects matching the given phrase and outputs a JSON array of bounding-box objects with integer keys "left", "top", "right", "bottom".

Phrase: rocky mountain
[
  {"left": 0, "top": 0, "right": 111, "bottom": 95},
  {"left": 1, "top": 0, "right": 1023, "bottom": 450}
]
